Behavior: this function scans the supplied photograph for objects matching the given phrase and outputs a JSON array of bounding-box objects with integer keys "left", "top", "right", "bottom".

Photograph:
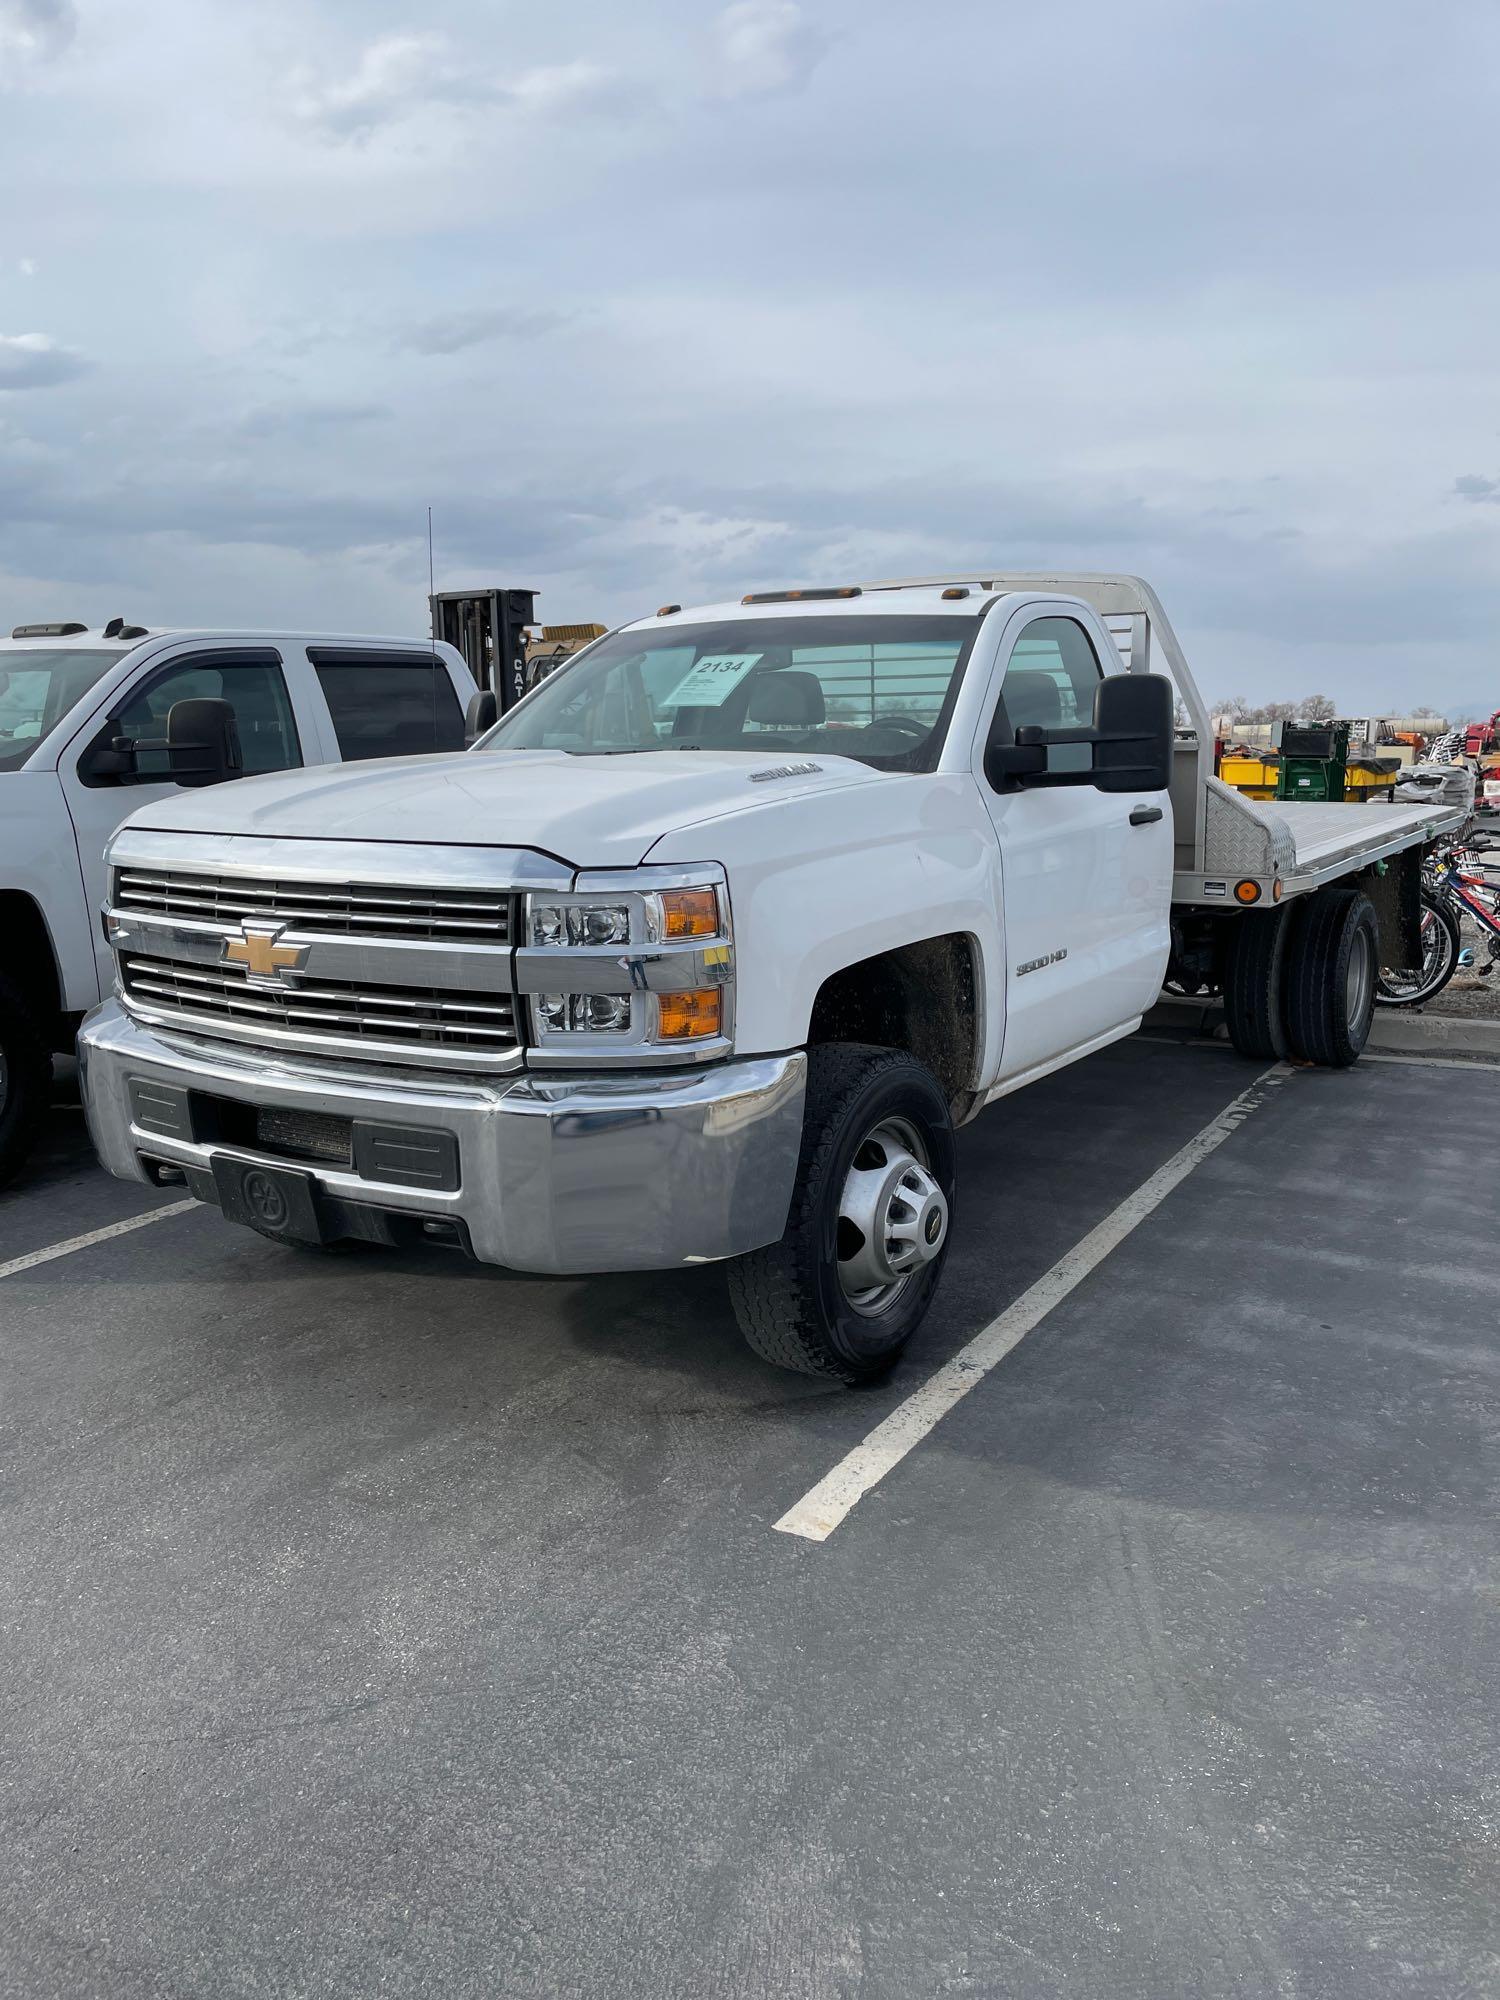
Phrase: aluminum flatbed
[{"left": 1174, "top": 783, "right": 1464, "bottom": 907}]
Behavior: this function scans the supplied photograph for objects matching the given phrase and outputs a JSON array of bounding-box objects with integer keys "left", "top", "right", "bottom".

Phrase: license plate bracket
[{"left": 211, "top": 1154, "right": 326, "bottom": 1244}]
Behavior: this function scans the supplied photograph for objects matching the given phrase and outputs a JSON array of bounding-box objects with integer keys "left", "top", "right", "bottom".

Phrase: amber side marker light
[
  {"left": 660, "top": 888, "right": 719, "bottom": 938},
  {"left": 741, "top": 587, "right": 863, "bottom": 605},
  {"left": 1235, "top": 879, "right": 1262, "bottom": 905},
  {"left": 1272, "top": 879, "right": 1284, "bottom": 902},
  {"left": 658, "top": 989, "right": 722, "bottom": 1039}
]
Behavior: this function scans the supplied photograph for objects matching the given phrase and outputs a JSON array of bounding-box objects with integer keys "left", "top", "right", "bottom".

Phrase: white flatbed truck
[{"left": 77, "top": 575, "right": 1459, "bottom": 1381}]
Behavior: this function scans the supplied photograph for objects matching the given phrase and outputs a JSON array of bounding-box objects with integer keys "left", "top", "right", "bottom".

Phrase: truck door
[
  {"left": 976, "top": 609, "right": 1172, "bottom": 1083},
  {"left": 59, "top": 646, "right": 310, "bottom": 994}
]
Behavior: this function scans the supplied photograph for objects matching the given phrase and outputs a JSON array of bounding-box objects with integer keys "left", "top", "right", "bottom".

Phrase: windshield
[
  {"left": 0, "top": 648, "right": 122, "bottom": 773},
  {"left": 474, "top": 614, "right": 982, "bottom": 770}
]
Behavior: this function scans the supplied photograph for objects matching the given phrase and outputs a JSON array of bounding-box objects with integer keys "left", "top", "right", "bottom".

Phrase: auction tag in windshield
[{"left": 665, "top": 653, "right": 763, "bottom": 708}]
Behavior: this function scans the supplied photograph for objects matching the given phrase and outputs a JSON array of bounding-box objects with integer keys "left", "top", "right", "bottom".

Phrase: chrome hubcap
[
  {"left": 1346, "top": 929, "right": 1373, "bottom": 1029},
  {"left": 836, "top": 1116, "right": 948, "bottom": 1316}
]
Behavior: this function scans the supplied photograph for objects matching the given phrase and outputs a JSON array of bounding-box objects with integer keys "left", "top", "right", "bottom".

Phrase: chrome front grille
[
  {"left": 120, "top": 953, "right": 517, "bottom": 1056},
  {"left": 114, "top": 868, "right": 512, "bottom": 945}
]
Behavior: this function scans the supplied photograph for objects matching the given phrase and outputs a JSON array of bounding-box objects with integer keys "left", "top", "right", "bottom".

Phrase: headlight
[
  {"left": 520, "top": 870, "right": 732, "bottom": 1063},
  {"left": 530, "top": 902, "right": 631, "bottom": 948}
]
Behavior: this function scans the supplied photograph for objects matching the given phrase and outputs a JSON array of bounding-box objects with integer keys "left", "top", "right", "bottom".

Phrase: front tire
[
  {"left": 0, "top": 979, "right": 52, "bottom": 1191},
  {"left": 728, "top": 1044, "right": 955, "bottom": 1384}
]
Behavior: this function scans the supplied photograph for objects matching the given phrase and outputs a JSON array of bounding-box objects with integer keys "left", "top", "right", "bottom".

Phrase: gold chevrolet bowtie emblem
[{"left": 223, "top": 925, "right": 305, "bottom": 982}]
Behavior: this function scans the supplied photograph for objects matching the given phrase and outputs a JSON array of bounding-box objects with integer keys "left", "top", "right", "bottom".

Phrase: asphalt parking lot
[{"left": 3, "top": 1037, "right": 1498, "bottom": 2000}]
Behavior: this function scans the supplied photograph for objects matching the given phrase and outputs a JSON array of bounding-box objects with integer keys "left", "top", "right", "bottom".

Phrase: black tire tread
[
  {"left": 0, "top": 974, "right": 53, "bottom": 1192},
  {"left": 1284, "top": 887, "right": 1377, "bottom": 1067},
  {"left": 728, "top": 1044, "right": 945, "bottom": 1384},
  {"left": 1223, "top": 908, "right": 1291, "bottom": 1060}
]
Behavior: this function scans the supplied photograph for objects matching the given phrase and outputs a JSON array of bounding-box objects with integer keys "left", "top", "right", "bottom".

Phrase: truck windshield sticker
[{"left": 664, "top": 653, "right": 763, "bottom": 709}]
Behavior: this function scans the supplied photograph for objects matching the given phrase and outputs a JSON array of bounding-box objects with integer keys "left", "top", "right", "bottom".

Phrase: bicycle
[{"left": 1374, "top": 833, "right": 1500, "bottom": 1006}]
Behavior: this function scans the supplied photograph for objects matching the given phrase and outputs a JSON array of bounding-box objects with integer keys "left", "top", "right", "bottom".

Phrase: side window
[
  {"left": 106, "top": 654, "right": 302, "bottom": 783},
  {"left": 311, "top": 651, "right": 466, "bottom": 762},
  {"left": 997, "top": 616, "right": 1104, "bottom": 776}
]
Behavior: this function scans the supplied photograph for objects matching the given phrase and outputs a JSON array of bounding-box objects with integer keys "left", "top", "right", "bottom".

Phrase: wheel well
[
  {"left": 0, "top": 892, "right": 64, "bottom": 1033},
  {"left": 807, "top": 935, "right": 979, "bottom": 1108}
]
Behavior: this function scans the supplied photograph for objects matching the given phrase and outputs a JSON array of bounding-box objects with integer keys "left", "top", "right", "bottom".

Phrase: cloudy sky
[{"left": 1, "top": 0, "right": 1497, "bottom": 714}]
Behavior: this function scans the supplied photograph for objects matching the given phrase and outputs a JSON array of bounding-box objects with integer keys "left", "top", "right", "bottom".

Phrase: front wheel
[{"left": 728, "top": 1044, "right": 955, "bottom": 1384}]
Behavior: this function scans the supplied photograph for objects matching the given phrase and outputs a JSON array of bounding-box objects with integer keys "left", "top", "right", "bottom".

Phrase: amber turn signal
[
  {"left": 658, "top": 989, "right": 722, "bottom": 1039},
  {"left": 1234, "top": 879, "right": 1262, "bottom": 904},
  {"left": 660, "top": 887, "right": 719, "bottom": 938}
]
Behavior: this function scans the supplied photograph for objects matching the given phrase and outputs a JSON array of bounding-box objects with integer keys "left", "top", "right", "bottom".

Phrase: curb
[{"left": 1142, "top": 996, "right": 1500, "bottom": 1058}]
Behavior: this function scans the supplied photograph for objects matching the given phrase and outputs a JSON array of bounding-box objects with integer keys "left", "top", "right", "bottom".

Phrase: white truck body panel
[
  {"left": 128, "top": 745, "right": 888, "bottom": 872},
  {"left": 1, "top": 628, "right": 477, "bottom": 1016}
]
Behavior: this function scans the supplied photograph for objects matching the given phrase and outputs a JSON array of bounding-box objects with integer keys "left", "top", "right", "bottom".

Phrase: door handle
[{"left": 1129, "top": 804, "right": 1164, "bottom": 825}]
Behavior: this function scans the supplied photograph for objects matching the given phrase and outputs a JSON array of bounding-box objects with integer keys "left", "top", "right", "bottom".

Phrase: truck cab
[{"left": 0, "top": 621, "right": 476, "bottom": 1186}]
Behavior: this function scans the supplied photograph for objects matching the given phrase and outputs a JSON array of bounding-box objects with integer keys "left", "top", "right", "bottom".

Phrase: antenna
[{"left": 427, "top": 506, "right": 438, "bottom": 749}]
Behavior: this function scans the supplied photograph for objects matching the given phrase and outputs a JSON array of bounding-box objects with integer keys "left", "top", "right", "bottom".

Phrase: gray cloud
[
  {"left": 287, "top": 32, "right": 618, "bottom": 143},
  {"left": 237, "top": 400, "right": 391, "bottom": 437},
  {"left": 715, "top": 1, "right": 827, "bottom": 98},
  {"left": 396, "top": 305, "right": 573, "bottom": 356},
  {"left": 0, "top": 0, "right": 75, "bottom": 71},
  {"left": 0, "top": 332, "right": 87, "bottom": 389},
  {"left": 1, "top": 0, "right": 1497, "bottom": 715}
]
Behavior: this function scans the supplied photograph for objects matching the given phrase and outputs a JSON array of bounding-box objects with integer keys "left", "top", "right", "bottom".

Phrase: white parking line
[
  {"left": 774, "top": 1062, "right": 1294, "bottom": 1544},
  {"left": 1360, "top": 1050, "right": 1500, "bottom": 1072},
  {"left": 0, "top": 1199, "right": 199, "bottom": 1281}
]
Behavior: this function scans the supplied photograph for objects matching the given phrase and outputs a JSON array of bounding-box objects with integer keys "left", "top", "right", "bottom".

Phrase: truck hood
[{"left": 123, "top": 748, "right": 888, "bottom": 868}]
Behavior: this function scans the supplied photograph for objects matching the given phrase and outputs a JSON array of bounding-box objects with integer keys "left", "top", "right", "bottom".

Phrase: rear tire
[
  {"left": 728, "top": 1044, "right": 955, "bottom": 1385},
  {"left": 0, "top": 979, "right": 53, "bottom": 1191},
  {"left": 1284, "top": 887, "right": 1378, "bottom": 1067},
  {"left": 1223, "top": 908, "right": 1293, "bottom": 1060}
]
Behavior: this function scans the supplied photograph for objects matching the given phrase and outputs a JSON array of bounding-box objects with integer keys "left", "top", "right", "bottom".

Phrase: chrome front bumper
[{"left": 77, "top": 1001, "right": 806, "bottom": 1274}]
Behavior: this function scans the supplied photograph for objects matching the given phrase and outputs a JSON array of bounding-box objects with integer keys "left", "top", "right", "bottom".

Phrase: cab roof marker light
[
  {"left": 656, "top": 603, "right": 682, "bottom": 617},
  {"left": 941, "top": 586, "right": 970, "bottom": 600},
  {"left": 740, "top": 587, "right": 863, "bottom": 605}
]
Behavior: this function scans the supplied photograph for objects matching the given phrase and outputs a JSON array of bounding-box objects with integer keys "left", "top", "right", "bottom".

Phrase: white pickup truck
[
  {"left": 78, "top": 576, "right": 1459, "bottom": 1382},
  {"left": 0, "top": 620, "right": 477, "bottom": 1185}
]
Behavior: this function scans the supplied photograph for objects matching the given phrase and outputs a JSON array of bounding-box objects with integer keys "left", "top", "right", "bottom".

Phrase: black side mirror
[
  {"left": 167, "top": 697, "right": 242, "bottom": 788},
  {"left": 1090, "top": 673, "right": 1174, "bottom": 793},
  {"left": 81, "top": 725, "right": 135, "bottom": 781},
  {"left": 986, "top": 671, "right": 1174, "bottom": 794},
  {"left": 464, "top": 689, "right": 498, "bottom": 747}
]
